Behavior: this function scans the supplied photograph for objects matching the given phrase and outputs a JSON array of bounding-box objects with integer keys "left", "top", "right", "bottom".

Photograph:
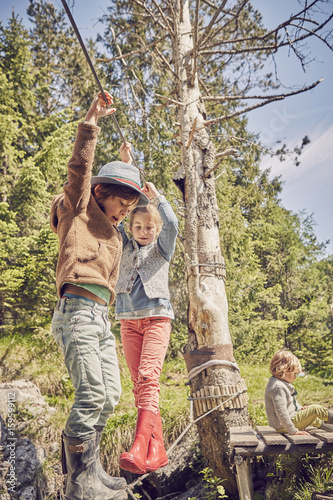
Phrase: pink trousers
[{"left": 120, "top": 318, "right": 171, "bottom": 414}]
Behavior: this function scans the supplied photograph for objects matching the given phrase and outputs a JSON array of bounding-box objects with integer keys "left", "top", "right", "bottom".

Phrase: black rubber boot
[
  {"left": 94, "top": 426, "right": 127, "bottom": 490},
  {"left": 62, "top": 432, "right": 127, "bottom": 500}
]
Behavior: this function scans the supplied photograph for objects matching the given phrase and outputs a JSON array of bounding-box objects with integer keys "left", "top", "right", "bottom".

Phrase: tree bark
[{"left": 172, "top": 0, "right": 248, "bottom": 493}]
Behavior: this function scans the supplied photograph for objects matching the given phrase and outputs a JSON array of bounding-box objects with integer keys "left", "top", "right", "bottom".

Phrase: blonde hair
[
  {"left": 129, "top": 204, "right": 163, "bottom": 232},
  {"left": 270, "top": 348, "right": 302, "bottom": 379}
]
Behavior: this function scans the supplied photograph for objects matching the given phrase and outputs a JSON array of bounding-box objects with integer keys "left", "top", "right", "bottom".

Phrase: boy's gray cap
[{"left": 91, "top": 161, "right": 149, "bottom": 207}]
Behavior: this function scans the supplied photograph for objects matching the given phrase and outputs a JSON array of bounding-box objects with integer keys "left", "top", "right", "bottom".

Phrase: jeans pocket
[
  {"left": 53, "top": 325, "right": 65, "bottom": 352},
  {"left": 70, "top": 309, "right": 96, "bottom": 326}
]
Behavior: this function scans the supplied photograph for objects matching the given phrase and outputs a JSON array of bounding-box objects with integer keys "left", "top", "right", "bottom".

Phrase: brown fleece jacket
[{"left": 50, "top": 122, "right": 122, "bottom": 305}]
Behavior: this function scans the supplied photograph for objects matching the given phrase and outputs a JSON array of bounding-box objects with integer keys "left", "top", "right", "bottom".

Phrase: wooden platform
[{"left": 229, "top": 426, "right": 333, "bottom": 500}]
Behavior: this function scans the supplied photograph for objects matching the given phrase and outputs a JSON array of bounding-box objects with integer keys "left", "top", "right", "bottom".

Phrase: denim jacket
[{"left": 115, "top": 195, "right": 178, "bottom": 319}]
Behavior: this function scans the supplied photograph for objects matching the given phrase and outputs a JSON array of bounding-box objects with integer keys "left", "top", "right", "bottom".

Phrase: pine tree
[
  {"left": 0, "top": 12, "right": 76, "bottom": 327},
  {"left": 0, "top": 14, "right": 36, "bottom": 201}
]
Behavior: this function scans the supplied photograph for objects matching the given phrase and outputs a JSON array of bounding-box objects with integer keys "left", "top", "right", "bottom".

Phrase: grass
[
  {"left": 0, "top": 323, "right": 190, "bottom": 478},
  {"left": 1, "top": 326, "right": 333, "bottom": 498}
]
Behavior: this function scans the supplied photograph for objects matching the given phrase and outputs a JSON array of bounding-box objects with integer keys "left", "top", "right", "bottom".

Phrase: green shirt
[{"left": 67, "top": 283, "right": 111, "bottom": 305}]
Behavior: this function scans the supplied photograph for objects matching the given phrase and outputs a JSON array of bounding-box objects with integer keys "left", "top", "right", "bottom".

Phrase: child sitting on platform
[{"left": 265, "top": 348, "right": 333, "bottom": 435}]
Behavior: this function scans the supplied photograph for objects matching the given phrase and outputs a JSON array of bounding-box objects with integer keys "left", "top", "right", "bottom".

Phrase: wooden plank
[
  {"left": 194, "top": 394, "right": 200, "bottom": 419},
  {"left": 285, "top": 433, "right": 320, "bottom": 445},
  {"left": 233, "top": 440, "right": 333, "bottom": 457},
  {"left": 214, "top": 385, "right": 222, "bottom": 410},
  {"left": 310, "top": 429, "right": 333, "bottom": 443},
  {"left": 229, "top": 426, "right": 259, "bottom": 448},
  {"left": 200, "top": 387, "right": 207, "bottom": 413},
  {"left": 235, "top": 384, "right": 241, "bottom": 409},
  {"left": 225, "top": 385, "right": 232, "bottom": 409},
  {"left": 256, "top": 426, "right": 289, "bottom": 446},
  {"left": 197, "top": 389, "right": 203, "bottom": 417},
  {"left": 204, "top": 386, "right": 212, "bottom": 411}
]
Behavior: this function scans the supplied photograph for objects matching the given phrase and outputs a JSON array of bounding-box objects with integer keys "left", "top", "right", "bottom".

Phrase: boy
[
  {"left": 50, "top": 92, "right": 148, "bottom": 499},
  {"left": 265, "top": 348, "right": 333, "bottom": 435}
]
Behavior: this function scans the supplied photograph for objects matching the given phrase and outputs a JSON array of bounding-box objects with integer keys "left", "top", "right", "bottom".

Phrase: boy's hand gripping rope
[{"left": 60, "top": 0, "right": 147, "bottom": 187}]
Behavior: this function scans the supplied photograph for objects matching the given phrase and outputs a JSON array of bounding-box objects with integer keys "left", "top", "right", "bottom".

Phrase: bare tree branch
[
  {"left": 197, "top": 8, "right": 333, "bottom": 57},
  {"left": 199, "top": 0, "right": 251, "bottom": 54},
  {"left": 289, "top": 21, "right": 333, "bottom": 52},
  {"left": 131, "top": 0, "right": 168, "bottom": 32},
  {"left": 155, "top": 93, "right": 184, "bottom": 106},
  {"left": 204, "top": 79, "right": 323, "bottom": 127},
  {"left": 108, "top": 24, "right": 147, "bottom": 116},
  {"left": 204, "top": 148, "right": 238, "bottom": 177},
  {"left": 200, "top": 0, "right": 218, "bottom": 9},
  {"left": 201, "top": 80, "right": 324, "bottom": 102},
  {"left": 153, "top": 46, "right": 180, "bottom": 80},
  {"left": 151, "top": 0, "right": 175, "bottom": 35},
  {"left": 196, "top": 0, "right": 230, "bottom": 48},
  {"left": 96, "top": 35, "right": 168, "bottom": 62}
]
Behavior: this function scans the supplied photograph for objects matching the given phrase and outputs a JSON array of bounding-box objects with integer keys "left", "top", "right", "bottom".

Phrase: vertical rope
[{"left": 60, "top": 0, "right": 147, "bottom": 185}]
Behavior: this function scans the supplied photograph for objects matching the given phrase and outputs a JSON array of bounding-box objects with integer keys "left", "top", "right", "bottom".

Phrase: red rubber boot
[
  {"left": 146, "top": 411, "right": 168, "bottom": 472},
  {"left": 119, "top": 409, "right": 155, "bottom": 474}
]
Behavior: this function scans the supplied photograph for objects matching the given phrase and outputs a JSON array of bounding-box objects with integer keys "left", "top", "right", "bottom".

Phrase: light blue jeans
[{"left": 52, "top": 296, "right": 121, "bottom": 437}]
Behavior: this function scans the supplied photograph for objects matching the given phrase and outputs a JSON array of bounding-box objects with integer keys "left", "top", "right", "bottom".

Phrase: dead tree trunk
[{"left": 172, "top": 0, "right": 249, "bottom": 491}]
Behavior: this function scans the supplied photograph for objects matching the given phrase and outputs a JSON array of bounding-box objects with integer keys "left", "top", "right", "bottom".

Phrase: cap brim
[{"left": 91, "top": 176, "right": 149, "bottom": 207}]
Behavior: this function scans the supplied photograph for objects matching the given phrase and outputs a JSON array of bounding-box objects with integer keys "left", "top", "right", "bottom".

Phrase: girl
[
  {"left": 115, "top": 145, "right": 178, "bottom": 474},
  {"left": 50, "top": 92, "right": 148, "bottom": 499},
  {"left": 265, "top": 349, "right": 333, "bottom": 435}
]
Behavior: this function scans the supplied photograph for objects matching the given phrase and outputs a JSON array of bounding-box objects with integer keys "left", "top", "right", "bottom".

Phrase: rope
[
  {"left": 125, "top": 388, "right": 246, "bottom": 496},
  {"left": 188, "top": 359, "right": 240, "bottom": 381},
  {"left": 188, "top": 392, "right": 240, "bottom": 401},
  {"left": 60, "top": 0, "right": 146, "bottom": 186}
]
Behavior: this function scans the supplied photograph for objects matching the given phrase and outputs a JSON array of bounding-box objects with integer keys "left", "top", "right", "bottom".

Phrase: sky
[{"left": 2, "top": 0, "right": 333, "bottom": 255}]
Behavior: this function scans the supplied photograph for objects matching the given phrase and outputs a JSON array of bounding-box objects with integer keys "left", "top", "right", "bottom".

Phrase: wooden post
[{"left": 235, "top": 457, "right": 254, "bottom": 500}]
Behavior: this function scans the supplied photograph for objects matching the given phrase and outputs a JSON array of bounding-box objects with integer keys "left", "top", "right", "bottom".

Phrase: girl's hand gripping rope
[
  {"left": 120, "top": 142, "right": 148, "bottom": 190},
  {"left": 119, "top": 142, "right": 133, "bottom": 164},
  {"left": 142, "top": 182, "right": 159, "bottom": 201}
]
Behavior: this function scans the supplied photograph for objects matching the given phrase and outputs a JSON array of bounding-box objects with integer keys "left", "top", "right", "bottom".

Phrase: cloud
[
  {"left": 261, "top": 120, "right": 333, "bottom": 183},
  {"left": 259, "top": 117, "right": 333, "bottom": 256}
]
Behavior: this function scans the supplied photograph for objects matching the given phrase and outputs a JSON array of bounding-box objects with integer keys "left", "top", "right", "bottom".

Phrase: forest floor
[{"left": 1, "top": 325, "right": 333, "bottom": 499}]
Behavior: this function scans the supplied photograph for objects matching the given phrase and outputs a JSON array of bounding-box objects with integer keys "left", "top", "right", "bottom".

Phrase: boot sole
[
  {"left": 146, "top": 459, "right": 169, "bottom": 472},
  {"left": 119, "top": 456, "right": 146, "bottom": 474}
]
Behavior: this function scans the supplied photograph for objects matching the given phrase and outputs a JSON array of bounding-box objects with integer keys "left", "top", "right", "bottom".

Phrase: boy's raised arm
[{"left": 64, "top": 92, "right": 116, "bottom": 211}]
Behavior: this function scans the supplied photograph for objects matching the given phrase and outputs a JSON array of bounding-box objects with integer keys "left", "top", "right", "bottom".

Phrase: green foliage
[
  {"left": 216, "top": 128, "right": 332, "bottom": 370},
  {"left": 2, "top": 0, "right": 331, "bottom": 377},
  {"left": 264, "top": 453, "right": 333, "bottom": 500},
  {"left": 200, "top": 467, "right": 228, "bottom": 499}
]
